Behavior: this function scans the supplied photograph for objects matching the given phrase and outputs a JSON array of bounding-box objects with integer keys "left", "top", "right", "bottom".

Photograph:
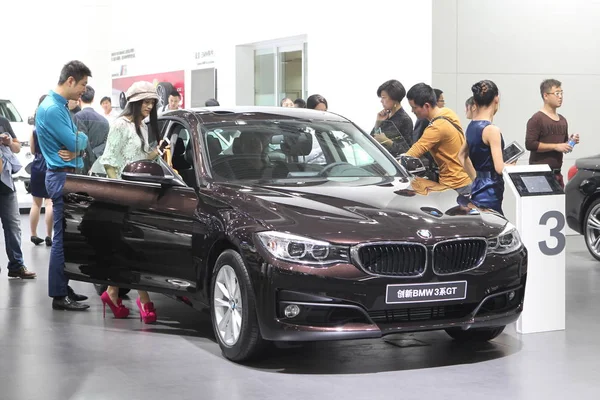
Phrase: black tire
[
  {"left": 93, "top": 284, "right": 130, "bottom": 298},
  {"left": 119, "top": 92, "right": 127, "bottom": 110},
  {"left": 210, "top": 249, "right": 268, "bottom": 362},
  {"left": 156, "top": 82, "right": 175, "bottom": 111},
  {"left": 584, "top": 198, "right": 600, "bottom": 261},
  {"left": 445, "top": 326, "right": 505, "bottom": 342}
]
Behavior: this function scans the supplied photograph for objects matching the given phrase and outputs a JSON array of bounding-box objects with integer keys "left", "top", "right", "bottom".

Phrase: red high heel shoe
[
  {"left": 136, "top": 298, "right": 157, "bottom": 324},
  {"left": 100, "top": 291, "right": 130, "bottom": 318}
]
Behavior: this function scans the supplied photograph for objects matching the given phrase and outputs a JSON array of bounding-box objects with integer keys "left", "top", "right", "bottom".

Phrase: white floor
[{"left": 0, "top": 216, "right": 596, "bottom": 400}]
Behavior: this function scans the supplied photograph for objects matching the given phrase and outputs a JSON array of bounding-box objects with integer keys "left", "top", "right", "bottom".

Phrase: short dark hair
[
  {"left": 100, "top": 96, "right": 111, "bottom": 104},
  {"left": 540, "top": 79, "right": 562, "bottom": 99},
  {"left": 377, "top": 80, "right": 407, "bottom": 103},
  {"left": 406, "top": 83, "right": 437, "bottom": 108},
  {"left": 434, "top": 88, "right": 443, "bottom": 101},
  {"left": 465, "top": 96, "right": 475, "bottom": 108},
  {"left": 294, "top": 98, "right": 306, "bottom": 108},
  {"left": 205, "top": 98, "right": 220, "bottom": 106},
  {"left": 471, "top": 80, "right": 499, "bottom": 107},
  {"left": 80, "top": 86, "right": 95, "bottom": 103},
  {"left": 58, "top": 60, "right": 92, "bottom": 85},
  {"left": 306, "top": 94, "right": 328, "bottom": 110},
  {"left": 169, "top": 90, "right": 181, "bottom": 98}
]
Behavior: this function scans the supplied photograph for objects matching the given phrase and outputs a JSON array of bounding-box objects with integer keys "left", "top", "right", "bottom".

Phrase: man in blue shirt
[{"left": 36, "top": 60, "right": 91, "bottom": 311}]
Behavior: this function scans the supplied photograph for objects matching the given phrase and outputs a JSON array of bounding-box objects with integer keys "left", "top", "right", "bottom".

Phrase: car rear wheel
[
  {"left": 211, "top": 249, "right": 268, "bottom": 362},
  {"left": 445, "top": 326, "right": 505, "bottom": 342},
  {"left": 584, "top": 198, "right": 600, "bottom": 261}
]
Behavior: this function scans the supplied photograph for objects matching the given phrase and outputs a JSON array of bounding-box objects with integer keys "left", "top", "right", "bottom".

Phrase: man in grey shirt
[{"left": 73, "top": 86, "right": 110, "bottom": 173}]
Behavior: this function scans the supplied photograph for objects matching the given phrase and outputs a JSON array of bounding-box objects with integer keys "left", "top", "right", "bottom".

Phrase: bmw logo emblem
[{"left": 417, "top": 229, "right": 432, "bottom": 239}]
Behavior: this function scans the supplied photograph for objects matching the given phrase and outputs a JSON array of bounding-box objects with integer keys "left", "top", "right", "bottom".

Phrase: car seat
[{"left": 272, "top": 132, "right": 314, "bottom": 178}]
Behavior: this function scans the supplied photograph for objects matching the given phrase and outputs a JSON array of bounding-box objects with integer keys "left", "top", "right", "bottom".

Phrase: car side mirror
[
  {"left": 122, "top": 160, "right": 182, "bottom": 186},
  {"left": 397, "top": 155, "right": 426, "bottom": 175}
]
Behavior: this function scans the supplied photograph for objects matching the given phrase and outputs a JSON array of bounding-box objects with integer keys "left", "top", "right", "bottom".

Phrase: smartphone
[{"left": 157, "top": 137, "right": 170, "bottom": 155}]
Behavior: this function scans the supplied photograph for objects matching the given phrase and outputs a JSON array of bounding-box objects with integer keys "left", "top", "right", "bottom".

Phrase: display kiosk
[{"left": 503, "top": 164, "right": 566, "bottom": 334}]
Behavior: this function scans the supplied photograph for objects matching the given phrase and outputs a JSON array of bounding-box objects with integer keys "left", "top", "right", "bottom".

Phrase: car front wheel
[
  {"left": 584, "top": 198, "right": 600, "bottom": 261},
  {"left": 211, "top": 249, "right": 267, "bottom": 362},
  {"left": 445, "top": 326, "right": 505, "bottom": 342}
]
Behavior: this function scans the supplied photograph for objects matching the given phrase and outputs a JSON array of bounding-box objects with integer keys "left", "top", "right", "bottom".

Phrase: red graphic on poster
[{"left": 112, "top": 70, "right": 185, "bottom": 111}]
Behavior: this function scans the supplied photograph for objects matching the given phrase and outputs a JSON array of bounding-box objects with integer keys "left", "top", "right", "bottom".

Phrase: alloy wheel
[
  {"left": 586, "top": 203, "right": 600, "bottom": 258},
  {"left": 213, "top": 264, "right": 243, "bottom": 347}
]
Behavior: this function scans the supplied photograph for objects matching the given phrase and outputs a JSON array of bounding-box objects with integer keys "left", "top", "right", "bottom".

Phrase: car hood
[
  {"left": 215, "top": 176, "right": 508, "bottom": 244},
  {"left": 10, "top": 121, "right": 31, "bottom": 143},
  {"left": 576, "top": 155, "right": 600, "bottom": 171}
]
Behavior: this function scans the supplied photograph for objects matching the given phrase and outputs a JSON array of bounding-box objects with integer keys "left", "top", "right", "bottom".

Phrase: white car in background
[{"left": 0, "top": 99, "right": 34, "bottom": 209}]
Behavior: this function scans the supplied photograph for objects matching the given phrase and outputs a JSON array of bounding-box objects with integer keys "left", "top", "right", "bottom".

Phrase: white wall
[
  {"left": 433, "top": 0, "right": 597, "bottom": 178},
  {"left": 1, "top": 1, "right": 112, "bottom": 122},
  {"left": 110, "top": 0, "right": 433, "bottom": 132}
]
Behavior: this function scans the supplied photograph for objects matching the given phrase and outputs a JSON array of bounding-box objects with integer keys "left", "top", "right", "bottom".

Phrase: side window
[
  {"left": 167, "top": 122, "right": 196, "bottom": 187},
  {"left": 156, "top": 120, "right": 167, "bottom": 140}
]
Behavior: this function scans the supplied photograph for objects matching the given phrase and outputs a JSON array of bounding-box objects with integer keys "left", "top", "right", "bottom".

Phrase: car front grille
[
  {"left": 433, "top": 239, "right": 487, "bottom": 275},
  {"left": 355, "top": 243, "right": 427, "bottom": 277},
  {"left": 368, "top": 304, "right": 477, "bottom": 324}
]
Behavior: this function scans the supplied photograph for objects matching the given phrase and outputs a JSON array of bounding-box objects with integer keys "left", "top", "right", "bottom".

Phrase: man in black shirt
[
  {"left": 372, "top": 80, "right": 414, "bottom": 156},
  {"left": 0, "top": 116, "right": 36, "bottom": 279},
  {"left": 73, "top": 86, "right": 110, "bottom": 173}
]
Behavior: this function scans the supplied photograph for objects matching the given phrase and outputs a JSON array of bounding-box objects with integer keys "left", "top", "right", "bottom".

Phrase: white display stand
[{"left": 503, "top": 164, "right": 566, "bottom": 334}]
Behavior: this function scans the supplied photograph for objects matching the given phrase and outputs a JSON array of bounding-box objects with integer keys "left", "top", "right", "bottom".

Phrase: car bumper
[{"left": 250, "top": 247, "right": 527, "bottom": 342}]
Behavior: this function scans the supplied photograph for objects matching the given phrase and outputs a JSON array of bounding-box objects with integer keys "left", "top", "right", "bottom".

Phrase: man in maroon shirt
[{"left": 525, "top": 79, "right": 579, "bottom": 188}]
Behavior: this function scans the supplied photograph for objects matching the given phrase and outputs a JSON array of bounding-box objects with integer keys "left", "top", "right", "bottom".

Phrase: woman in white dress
[{"left": 96, "top": 81, "right": 163, "bottom": 323}]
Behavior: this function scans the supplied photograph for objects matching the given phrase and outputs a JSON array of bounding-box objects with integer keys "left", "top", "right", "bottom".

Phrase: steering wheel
[{"left": 319, "top": 162, "right": 370, "bottom": 177}]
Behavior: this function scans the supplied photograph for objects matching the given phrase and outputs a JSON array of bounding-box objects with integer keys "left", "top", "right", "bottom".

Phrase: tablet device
[{"left": 503, "top": 141, "right": 525, "bottom": 163}]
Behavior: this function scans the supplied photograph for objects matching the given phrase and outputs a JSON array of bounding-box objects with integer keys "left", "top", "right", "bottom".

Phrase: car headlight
[
  {"left": 256, "top": 231, "right": 349, "bottom": 265},
  {"left": 487, "top": 223, "right": 522, "bottom": 254}
]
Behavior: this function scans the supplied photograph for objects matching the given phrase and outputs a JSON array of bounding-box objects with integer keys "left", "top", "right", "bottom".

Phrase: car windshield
[
  {"left": 203, "top": 119, "right": 405, "bottom": 182},
  {"left": 0, "top": 101, "right": 23, "bottom": 123}
]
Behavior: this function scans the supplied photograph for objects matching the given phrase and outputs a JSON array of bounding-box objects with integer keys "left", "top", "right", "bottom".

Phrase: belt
[
  {"left": 49, "top": 167, "right": 75, "bottom": 173},
  {"left": 552, "top": 168, "right": 561, "bottom": 174}
]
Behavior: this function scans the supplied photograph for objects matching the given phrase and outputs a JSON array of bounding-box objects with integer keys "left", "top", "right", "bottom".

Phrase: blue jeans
[
  {"left": 45, "top": 171, "right": 68, "bottom": 297},
  {"left": 0, "top": 190, "right": 25, "bottom": 270}
]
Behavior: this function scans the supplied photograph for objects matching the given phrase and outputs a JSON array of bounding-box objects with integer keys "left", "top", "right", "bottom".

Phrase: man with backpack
[{"left": 405, "top": 83, "right": 472, "bottom": 195}]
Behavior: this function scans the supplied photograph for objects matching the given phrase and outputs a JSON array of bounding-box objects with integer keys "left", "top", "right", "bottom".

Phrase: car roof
[{"left": 161, "top": 106, "right": 351, "bottom": 125}]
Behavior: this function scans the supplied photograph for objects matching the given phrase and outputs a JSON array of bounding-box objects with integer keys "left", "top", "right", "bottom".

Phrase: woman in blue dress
[
  {"left": 29, "top": 95, "right": 53, "bottom": 246},
  {"left": 458, "top": 80, "right": 509, "bottom": 214}
]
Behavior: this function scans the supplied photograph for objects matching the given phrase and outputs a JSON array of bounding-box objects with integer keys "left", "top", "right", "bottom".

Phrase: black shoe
[
  {"left": 52, "top": 296, "right": 90, "bottom": 311},
  {"left": 45, "top": 236, "right": 52, "bottom": 246},
  {"left": 31, "top": 236, "right": 44, "bottom": 245},
  {"left": 7, "top": 266, "right": 37, "bottom": 279},
  {"left": 68, "top": 286, "right": 88, "bottom": 302}
]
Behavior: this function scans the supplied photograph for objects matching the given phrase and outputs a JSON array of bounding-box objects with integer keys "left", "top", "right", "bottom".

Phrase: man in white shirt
[
  {"left": 161, "top": 90, "right": 181, "bottom": 112},
  {"left": 100, "top": 96, "right": 118, "bottom": 121}
]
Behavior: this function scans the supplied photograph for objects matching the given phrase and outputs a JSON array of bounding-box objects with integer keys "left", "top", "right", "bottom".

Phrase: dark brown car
[{"left": 63, "top": 107, "right": 527, "bottom": 362}]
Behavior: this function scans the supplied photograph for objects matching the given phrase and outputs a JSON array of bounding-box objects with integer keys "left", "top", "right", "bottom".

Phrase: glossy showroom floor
[{"left": 1, "top": 215, "right": 599, "bottom": 400}]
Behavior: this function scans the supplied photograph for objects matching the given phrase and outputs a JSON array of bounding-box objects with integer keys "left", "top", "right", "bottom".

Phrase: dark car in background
[
  {"left": 62, "top": 107, "right": 527, "bottom": 362},
  {"left": 566, "top": 155, "right": 600, "bottom": 260}
]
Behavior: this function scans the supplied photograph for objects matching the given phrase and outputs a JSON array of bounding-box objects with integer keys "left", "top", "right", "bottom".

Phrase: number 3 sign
[{"left": 538, "top": 210, "right": 566, "bottom": 256}]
